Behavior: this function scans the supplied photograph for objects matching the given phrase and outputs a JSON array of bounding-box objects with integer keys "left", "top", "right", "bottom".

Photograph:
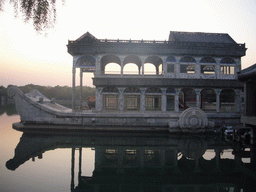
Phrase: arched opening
[
  {"left": 144, "top": 56, "right": 163, "bottom": 75},
  {"left": 179, "top": 88, "right": 196, "bottom": 110},
  {"left": 220, "top": 89, "right": 236, "bottom": 112},
  {"left": 104, "top": 63, "right": 121, "bottom": 74},
  {"left": 145, "top": 87, "right": 162, "bottom": 111},
  {"left": 123, "top": 55, "right": 142, "bottom": 75},
  {"left": 101, "top": 55, "right": 121, "bottom": 74},
  {"left": 102, "top": 86, "right": 119, "bottom": 110},
  {"left": 220, "top": 58, "right": 235, "bottom": 64},
  {"left": 166, "top": 56, "right": 176, "bottom": 73},
  {"left": 123, "top": 64, "right": 139, "bottom": 75},
  {"left": 220, "top": 58, "right": 236, "bottom": 75},
  {"left": 202, "top": 149, "right": 216, "bottom": 160},
  {"left": 76, "top": 55, "right": 96, "bottom": 69},
  {"left": 143, "top": 63, "right": 157, "bottom": 75},
  {"left": 200, "top": 57, "right": 216, "bottom": 64},
  {"left": 166, "top": 87, "right": 175, "bottom": 111},
  {"left": 180, "top": 56, "right": 196, "bottom": 74},
  {"left": 201, "top": 88, "right": 216, "bottom": 112},
  {"left": 166, "top": 55, "right": 176, "bottom": 63},
  {"left": 200, "top": 57, "right": 216, "bottom": 74},
  {"left": 180, "top": 56, "right": 196, "bottom": 63},
  {"left": 124, "top": 87, "right": 140, "bottom": 111}
]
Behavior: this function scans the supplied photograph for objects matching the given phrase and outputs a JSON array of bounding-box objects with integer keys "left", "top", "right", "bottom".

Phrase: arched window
[
  {"left": 180, "top": 56, "right": 196, "bottom": 63},
  {"left": 144, "top": 56, "right": 163, "bottom": 75},
  {"left": 124, "top": 87, "right": 140, "bottom": 111},
  {"left": 166, "top": 56, "right": 176, "bottom": 73},
  {"left": 200, "top": 57, "right": 216, "bottom": 74},
  {"left": 104, "top": 63, "right": 121, "bottom": 74},
  {"left": 102, "top": 87, "right": 119, "bottom": 110},
  {"left": 220, "top": 89, "right": 236, "bottom": 112},
  {"left": 123, "top": 55, "right": 142, "bottom": 75},
  {"left": 123, "top": 64, "right": 139, "bottom": 75},
  {"left": 145, "top": 87, "right": 162, "bottom": 111},
  {"left": 179, "top": 88, "right": 196, "bottom": 110},
  {"left": 220, "top": 58, "right": 235, "bottom": 64},
  {"left": 101, "top": 55, "right": 121, "bottom": 74},
  {"left": 166, "top": 56, "right": 176, "bottom": 62},
  {"left": 200, "top": 57, "right": 216, "bottom": 63},
  {"left": 179, "top": 56, "right": 196, "bottom": 74},
  {"left": 201, "top": 88, "right": 216, "bottom": 112},
  {"left": 76, "top": 55, "right": 96, "bottom": 72},
  {"left": 220, "top": 58, "right": 236, "bottom": 75}
]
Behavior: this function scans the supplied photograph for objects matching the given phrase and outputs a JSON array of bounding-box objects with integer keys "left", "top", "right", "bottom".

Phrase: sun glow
[{"left": 1, "top": 0, "right": 256, "bottom": 87}]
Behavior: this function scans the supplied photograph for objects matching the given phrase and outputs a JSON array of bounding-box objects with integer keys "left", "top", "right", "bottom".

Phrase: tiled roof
[
  {"left": 169, "top": 31, "right": 237, "bottom": 44},
  {"left": 76, "top": 32, "right": 97, "bottom": 41},
  {"left": 238, "top": 63, "right": 256, "bottom": 81}
]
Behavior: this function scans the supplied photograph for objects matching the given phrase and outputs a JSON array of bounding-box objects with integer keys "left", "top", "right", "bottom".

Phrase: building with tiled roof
[{"left": 67, "top": 31, "right": 247, "bottom": 128}]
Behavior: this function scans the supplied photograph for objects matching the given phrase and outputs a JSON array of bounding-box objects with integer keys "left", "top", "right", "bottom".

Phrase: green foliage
[
  {"left": 2, "top": 84, "right": 95, "bottom": 100},
  {"left": 0, "top": 86, "right": 7, "bottom": 96}
]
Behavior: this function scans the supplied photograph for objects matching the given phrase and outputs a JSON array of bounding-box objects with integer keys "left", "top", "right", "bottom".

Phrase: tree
[{"left": 0, "top": 0, "right": 64, "bottom": 32}]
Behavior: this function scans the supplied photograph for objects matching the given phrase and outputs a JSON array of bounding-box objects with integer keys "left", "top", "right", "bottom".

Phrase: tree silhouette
[{"left": 0, "top": 0, "right": 64, "bottom": 32}]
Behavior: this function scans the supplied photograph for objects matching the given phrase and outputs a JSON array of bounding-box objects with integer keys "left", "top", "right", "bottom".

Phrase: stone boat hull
[{"left": 8, "top": 86, "right": 238, "bottom": 133}]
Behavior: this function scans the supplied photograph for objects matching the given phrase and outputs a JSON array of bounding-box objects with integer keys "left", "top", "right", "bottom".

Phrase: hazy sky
[{"left": 1, "top": 0, "right": 256, "bottom": 87}]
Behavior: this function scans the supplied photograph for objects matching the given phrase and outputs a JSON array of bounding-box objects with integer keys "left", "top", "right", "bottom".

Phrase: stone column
[
  {"left": 213, "top": 149, "right": 221, "bottom": 172},
  {"left": 250, "top": 127, "right": 256, "bottom": 145},
  {"left": 195, "top": 63, "right": 200, "bottom": 78},
  {"left": 140, "top": 88, "right": 146, "bottom": 112},
  {"left": 94, "top": 147, "right": 103, "bottom": 173},
  {"left": 139, "top": 148, "right": 145, "bottom": 173},
  {"left": 78, "top": 147, "right": 82, "bottom": 179},
  {"left": 161, "top": 88, "right": 167, "bottom": 112},
  {"left": 235, "top": 90, "right": 242, "bottom": 112},
  {"left": 195, "top": 89, "right": 201, "bottom": 108},
  {"left": 175, "top": 89, "right": 180, "bottom": 112},
  {"left": 117, "top": 148, "right": 124, "bottom": 173},
  {"left": 80, "top": 68, "right": 83, "bottom": 110},
  {"left": 160, "top": 149, "right": 166, "bottom": 174},
  {"left": 95, "top": 88, "right": 103, "bottom": 112},
  {"left": 216, "top": 89, "right": 221, "bottom": 112},
  {"left": 142, "top": 63, "right": 144, "bottom": 76},
  {"left": 72, "top": 66, "right": 76, "bottom": 111},
  {"left": 162, "top": 58, "right": 167, "bottom": 77},
  {"left": 71, "top": 147, "right": 75, "bottom": 191},
  {"left": 118, "top": 88, "right": 125, "bottom": 112},
  {"left": 120, "top": 56, "right": 124, "bottom": 77},
  {"left": 95, "top": 56, "right": 101, "bottom": 76},
  {"left": 216, "top": 65, "right": 221, "bottom": 79}
]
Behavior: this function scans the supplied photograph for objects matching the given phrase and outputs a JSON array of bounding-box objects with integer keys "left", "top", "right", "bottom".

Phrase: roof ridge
[
  {"left": 76, "top": 31, "right": 97, "bottom": 41},
  {"left": 169, "top": 31, "right": 236, "bottom": 44}
]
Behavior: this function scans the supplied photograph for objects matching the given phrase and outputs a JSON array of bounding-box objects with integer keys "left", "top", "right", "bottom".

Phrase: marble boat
[
  {"left": 9, "top": 31, "right": 246, "bottom": 133},
  {"left": 8, "top": 86, "right": 214, "bottom": 133}
]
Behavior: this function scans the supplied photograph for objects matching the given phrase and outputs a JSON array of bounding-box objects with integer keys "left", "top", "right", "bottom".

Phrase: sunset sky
[{"left": 1, "top": 0, "right": 256, "bottom": 87}]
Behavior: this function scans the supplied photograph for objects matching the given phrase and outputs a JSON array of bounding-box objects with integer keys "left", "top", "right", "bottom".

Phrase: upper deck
[
  {"left": 67, "top": 31, "right": 246, "bottom": 84},
  {"left": 67, "top": 32, "right": 246, "bottom": 57}
]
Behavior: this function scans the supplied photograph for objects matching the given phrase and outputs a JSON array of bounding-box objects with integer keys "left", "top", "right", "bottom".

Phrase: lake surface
[{"left": 1, "top": 112, "right": 256, "bottom": 192}]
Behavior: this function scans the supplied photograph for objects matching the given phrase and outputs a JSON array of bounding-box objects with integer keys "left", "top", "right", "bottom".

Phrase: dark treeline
[{"left": 0, "top": 84, "right": 95, "bottom": 100}]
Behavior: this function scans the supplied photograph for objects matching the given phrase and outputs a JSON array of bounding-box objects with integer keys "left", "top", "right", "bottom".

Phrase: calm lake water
[{"left": 1, "top": 112, "right": 256, "bottom": 192}]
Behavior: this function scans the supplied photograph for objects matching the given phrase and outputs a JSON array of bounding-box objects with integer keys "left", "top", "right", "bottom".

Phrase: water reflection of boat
[
  {"left": 6, "top": 131, "right": 256, "bottom": 192},
  {"left": 224, "top": 126, "right": 234, "bottom": 138}
]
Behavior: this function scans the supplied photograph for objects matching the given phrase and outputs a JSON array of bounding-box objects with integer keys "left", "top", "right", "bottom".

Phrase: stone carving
[
  {"left": 7, "top": 86, "right": 18, "bottom": 98},
  {"left": 168, "top": 108, "right": 215, "bottom": 133}
]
